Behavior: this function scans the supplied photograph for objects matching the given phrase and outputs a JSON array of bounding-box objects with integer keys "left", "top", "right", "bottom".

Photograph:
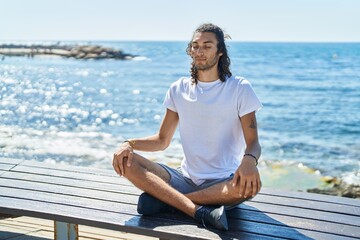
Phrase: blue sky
[{"left": 1, "top": 0, "right": 359, "bottom": 42}]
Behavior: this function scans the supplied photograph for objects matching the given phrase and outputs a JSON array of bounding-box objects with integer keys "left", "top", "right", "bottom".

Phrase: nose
[{"left": 196, "top": 47, "right": 204, "bottom": 56}]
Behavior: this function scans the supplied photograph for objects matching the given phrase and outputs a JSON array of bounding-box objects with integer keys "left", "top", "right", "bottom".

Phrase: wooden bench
[{"left": 0, "top": 158, "right": 359, "bottom": 239}]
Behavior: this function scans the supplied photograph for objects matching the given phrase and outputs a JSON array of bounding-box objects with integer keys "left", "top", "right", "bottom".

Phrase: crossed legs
[{"left": 122, "top": 153, "right": 247, "bottom": 217}]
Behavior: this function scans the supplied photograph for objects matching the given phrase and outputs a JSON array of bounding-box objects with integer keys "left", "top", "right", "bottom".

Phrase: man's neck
[{"left": 197, "top": 68, "right": 219, "bottom": 83}]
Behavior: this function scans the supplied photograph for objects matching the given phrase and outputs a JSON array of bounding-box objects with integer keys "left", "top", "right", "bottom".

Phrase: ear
[{"left": 219, "top": 52, "right": 223, "bottom": 56}]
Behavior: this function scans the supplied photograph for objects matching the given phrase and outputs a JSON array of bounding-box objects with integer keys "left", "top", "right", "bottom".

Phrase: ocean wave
[
  {"left": 0, "top": 124, "right": 183, "bottom": 169},
  {"left": 130, "top": 56, "right": 151, "bottom": 61},
  {"left": 0, "top": 124, "right": 115, "bottom": 166}
]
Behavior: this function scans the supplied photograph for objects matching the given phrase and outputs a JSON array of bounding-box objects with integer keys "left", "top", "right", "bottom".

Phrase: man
[{"left": 112, "top": 23, "right": 262, "bottom": 231}]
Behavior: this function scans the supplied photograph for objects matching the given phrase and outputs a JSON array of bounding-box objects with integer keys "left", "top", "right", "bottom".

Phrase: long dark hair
[{"left": 186, "top": 23, "right": 232, "bottom": 84}]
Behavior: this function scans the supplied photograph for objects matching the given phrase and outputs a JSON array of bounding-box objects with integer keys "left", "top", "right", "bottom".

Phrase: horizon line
[{"left": 1, "top": 39, "right": 360, "bottom": 44}]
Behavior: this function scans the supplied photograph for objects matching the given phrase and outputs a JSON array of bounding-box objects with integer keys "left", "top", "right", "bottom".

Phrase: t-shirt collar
[{"left": 197, "top": 79, "right": 221, "bottom": 88}]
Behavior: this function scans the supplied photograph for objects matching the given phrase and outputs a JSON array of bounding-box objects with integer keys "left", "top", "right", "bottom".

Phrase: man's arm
[
  {"left": 126, "top": 108, "right": 179, "bottom": 151},
  {"left": 113, "top": 109, "right": 179, "bottom": 176},
  {"left": 231, "top": 111, "right": 262, "bottom": 198}
]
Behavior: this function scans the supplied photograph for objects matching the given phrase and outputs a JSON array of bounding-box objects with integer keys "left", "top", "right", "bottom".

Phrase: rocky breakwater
[
  {"left": 307, "top": 176, "right": 360, "bottom": 199},
  {"left": 0, "top": 44, "right": 135, "bottom": 60}
]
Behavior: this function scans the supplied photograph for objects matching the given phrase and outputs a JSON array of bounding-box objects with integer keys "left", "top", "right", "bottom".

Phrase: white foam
[
  {"left": 75, "top": 70, "right": 89, "bottom": 77},
  {"left": 122, "top": 118, "right": 138, "bottom": 124},
  {"left": 111, "top": 113, "right": 119, "bottom": 119},
  {"left": 132, "top": 89, "right": 140, "bottom": 95},
  {"left": 99, "top": 110, "right": 113, "bottom": 119},
  {"left": 100, "top": 71, "right": 114, "bottom": 77},
  {"left": 0, "top": 124, "right": 117, "bottom": 165},
  {"left": 342, "top": 171, "right": 360, "bottom": 185},
  {"left": 0, "top": 77, "right": 17, "bottom": 84},
  {"left": 131, "top": 56, "right": 151, "bottom": 61},
  {"left": 23, "top": 89, "right": 38, "bottom": 94},
  {"left": 17, "top": 106, "right": 27, "bottom": 114}
]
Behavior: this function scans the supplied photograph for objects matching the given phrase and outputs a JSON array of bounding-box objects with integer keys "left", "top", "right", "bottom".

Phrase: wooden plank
[
  {"left": 0, "top": 163, "right": 16, "bottom": 171},
  {"left": 1, "top": 216, "right": 156, "bottom": 240},
  {"left": 161, "top": 206, "right": 360, "bottom": 239},
  {"left": 0, "top": 218, "right": 54, "bottom": 240},
  {"left": 0, "top": 158, "right": 24, "bottom": 165},
  {"left": 0, "top": 186, "right": 138, "bottom": 216},
  {"left": 0, "top": 158, "right": 20, "bottom": 176},
  {"left": 241, "top": 201, "right": 360, "bottom": 227},
  {"left": 2, "top": 230, "right": 52, "bottom": 240},
  {"left": 17, "top": 159, "right": 118, "bottom": 178},
  {"left": 260, "top": 188, "right": 360, "bottom": 207},
  {"left": 1, "top": 187, "right": 359, "bottom": 239},
  {"left": 0, "top": 178, "right": 139, "bottom": 204},
  {"left": 1, "top": 216, "right": 54, "bottom": 232},
  {"left": 10, "top": 165, "right": 125, "bottom": 186},
  {"left": 0, "top": 224, "right": 32, "bottom": 240},
  {"left": 0, "top": 171, "right": 141, "bottom": 195},
  {"left": 0, "top": 216, "right": 53, "bottom": 240},
  {"left": 79, "top": 224, "right": 157, "bottom": 240},
  {"left": 226, "top": 208, "right": 360, "bottom": 238},
  {"left": 251, "top": 194, "right": 360, "bottom": 216}
]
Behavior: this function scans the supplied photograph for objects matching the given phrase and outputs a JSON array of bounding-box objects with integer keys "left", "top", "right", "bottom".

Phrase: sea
[{"left": 1, "top": 41, "right": 359, "bottom": 192}]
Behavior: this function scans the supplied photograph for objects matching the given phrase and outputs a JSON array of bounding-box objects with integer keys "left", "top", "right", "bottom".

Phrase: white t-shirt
[{"left": 163, "top": 76, "right": 262, "bottom": 185}]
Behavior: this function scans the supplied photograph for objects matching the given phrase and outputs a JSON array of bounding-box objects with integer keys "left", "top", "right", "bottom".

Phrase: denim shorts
[{"left": 159, "top": 164, "right": 242, "bottom": 209}]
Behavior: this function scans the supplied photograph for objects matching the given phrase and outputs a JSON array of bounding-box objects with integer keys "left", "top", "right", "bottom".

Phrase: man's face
[{"left": 190, "top": 32, "right": 223, "bottom": 71}]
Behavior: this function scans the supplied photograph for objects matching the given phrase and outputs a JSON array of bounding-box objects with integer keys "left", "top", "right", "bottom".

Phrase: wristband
[
  {"left": 123, "top": 140, "right": 135, "bottom": 148},
  {"left": 244, "top": 153, "right": 258, "bottom": 166}
]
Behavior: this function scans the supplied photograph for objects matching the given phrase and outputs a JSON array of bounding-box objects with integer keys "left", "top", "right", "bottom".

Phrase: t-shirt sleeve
[
  {"left": 237, "top": 79, "right": 263, "bottom": 117},
  {"left": 163, "top": 88, "right": 177, "bottom": 112}
]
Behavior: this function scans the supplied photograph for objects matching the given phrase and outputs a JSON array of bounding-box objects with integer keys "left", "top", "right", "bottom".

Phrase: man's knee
[
  {"left": 227, "top": 183, "right": 258, "bottom": 204},
  {"left": 122, "top": 157, "right": 142, "bottom": 179}
]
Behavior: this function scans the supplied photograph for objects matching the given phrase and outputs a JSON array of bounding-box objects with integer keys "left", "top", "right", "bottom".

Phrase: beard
[{"left": 194, "top": 55, "right": 219, "bottom": 71}]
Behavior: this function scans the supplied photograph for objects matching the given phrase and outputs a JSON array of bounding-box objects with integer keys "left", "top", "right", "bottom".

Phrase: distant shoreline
[{"left": 0, "top": 43, "right": 135, "bottom": 60}]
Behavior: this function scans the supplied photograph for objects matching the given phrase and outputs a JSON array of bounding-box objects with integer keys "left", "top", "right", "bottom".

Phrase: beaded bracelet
[
  {"left": 123, "top": 140, "right": 136, "bottom": 148},
  {"left": 244, "top": 153, "right": 258, "bottom": 166}
]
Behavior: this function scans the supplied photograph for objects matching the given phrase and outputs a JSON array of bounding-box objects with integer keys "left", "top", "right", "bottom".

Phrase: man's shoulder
[
  {"left": 169, "top": 76, "right": 192, "bottom": 89},
  {"left": 226, "top": 75, "right": 249, "bottom": 86}
]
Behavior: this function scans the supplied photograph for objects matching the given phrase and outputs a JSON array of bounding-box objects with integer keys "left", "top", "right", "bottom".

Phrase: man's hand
[
  {"left": 112, "top": 142, "right": 134, "bottom": 176},
  {"left": 231, "top": 156, "right": 261, "bottom": 198}
]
